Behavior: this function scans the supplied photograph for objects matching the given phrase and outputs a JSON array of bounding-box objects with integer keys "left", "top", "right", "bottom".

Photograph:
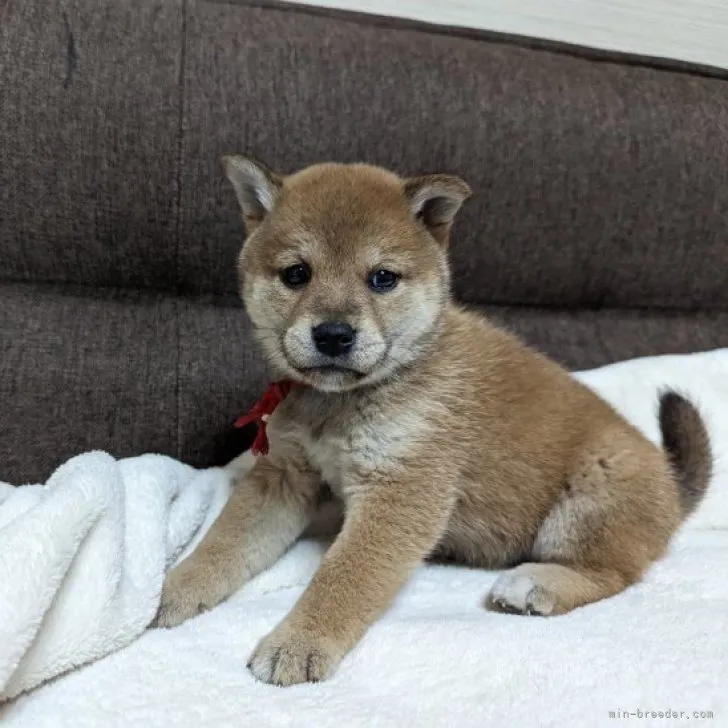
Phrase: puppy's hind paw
[{"left": 485, "top": 572, "right": 557, "bottom": 617}]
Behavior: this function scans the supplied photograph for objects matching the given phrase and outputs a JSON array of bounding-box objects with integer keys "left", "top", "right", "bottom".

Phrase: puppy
[{"left": 156, "top": 158, "right": 712, "bottom": 686}]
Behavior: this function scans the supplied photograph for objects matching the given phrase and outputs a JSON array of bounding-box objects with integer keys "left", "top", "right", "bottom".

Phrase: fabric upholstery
[
  {"left": 182, "top": 0, "right": 728, "bottom": 311},
  {"left": 1, "top": 0, "right": 728, "bottom": 483},
  {"left": 0, "top": 0, "right": 182, "bottom": 291},
  {"left": 2, "top": 0, "right": 728, "bottom": 309},
  {"left": 2, "top": 281, "right": 727, "bottom": 484}
]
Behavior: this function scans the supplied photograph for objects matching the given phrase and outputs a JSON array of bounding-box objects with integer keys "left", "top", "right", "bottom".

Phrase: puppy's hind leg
[{"left": 486, "top": 438, "right": 675, "bottom": 616}]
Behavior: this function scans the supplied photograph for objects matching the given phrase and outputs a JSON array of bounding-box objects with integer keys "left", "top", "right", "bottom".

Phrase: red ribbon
[{"left": 234, "top": 380, "right": 299, "bottom": 455}]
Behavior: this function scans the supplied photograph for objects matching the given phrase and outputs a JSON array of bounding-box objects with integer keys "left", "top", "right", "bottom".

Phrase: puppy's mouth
[
  {"left": 278, "top": 339, "right": 387, "bottom": 390},
  {"left": 283, "top": 356, "right": 371, "bottom": 391},
  {"left": 296, "top": 364, "right": 366, "bottom": 379}
]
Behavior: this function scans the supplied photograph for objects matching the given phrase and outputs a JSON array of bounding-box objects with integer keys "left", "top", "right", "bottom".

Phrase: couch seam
[
  {"left": 1, "top": 279, "right": 728, "bottom": 319},
  {"left": 174, "top": 0, "right": 189, "bottom": 462}
]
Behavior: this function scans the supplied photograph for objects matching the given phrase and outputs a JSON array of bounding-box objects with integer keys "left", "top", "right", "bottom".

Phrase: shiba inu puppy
[{"left": 156, "top": 158, "right": 711, "bottom": 687}]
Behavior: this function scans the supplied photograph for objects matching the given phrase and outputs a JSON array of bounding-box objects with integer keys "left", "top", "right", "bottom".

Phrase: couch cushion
[
  {"left": 2, "top": 281, "right": 727, "bottom": 484},
  {"left": 181, "top": 0, "right": 728, "bottom": 311},
  {"left": 0, "top": 0, "right": 182, "bottom": 291},
  {"left": 2, "top": 0, "right": 728, "bottom": 313},
  {"left": 486, "top": 305, "right": 728, "bottom": 368},
  {"left": 0, "top": 283, "right": 179, "bottom": 484}
]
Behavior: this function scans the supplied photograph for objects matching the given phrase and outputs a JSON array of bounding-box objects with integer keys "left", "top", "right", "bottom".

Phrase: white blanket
[
  {"left": 1, "top": 350, "right": 727, "bottom": 726},
  {"left": 0, "top": 454, "right": 233, "bottom": 702}
]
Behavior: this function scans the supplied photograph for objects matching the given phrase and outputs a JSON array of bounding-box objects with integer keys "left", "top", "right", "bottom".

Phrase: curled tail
[{"left": 658, "top": 390, "right": 712, "bottom": 518}]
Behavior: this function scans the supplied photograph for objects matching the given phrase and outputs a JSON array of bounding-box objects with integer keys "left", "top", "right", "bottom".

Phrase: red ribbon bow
[{"left": 234, "top": 380, "right": 299, "bottom": 456}]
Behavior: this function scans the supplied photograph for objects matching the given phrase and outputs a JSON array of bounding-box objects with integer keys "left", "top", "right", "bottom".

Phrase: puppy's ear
[
  {"left": 221, "top": 156, "right": 283, "bottom": 234},
  {"left": 403, "top": 175, "right": 471, "bottom": 245}
]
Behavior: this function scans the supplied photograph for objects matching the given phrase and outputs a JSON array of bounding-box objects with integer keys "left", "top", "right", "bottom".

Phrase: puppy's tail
[{"left": 658, "top": 390, "right": 712, "bottom": 518}]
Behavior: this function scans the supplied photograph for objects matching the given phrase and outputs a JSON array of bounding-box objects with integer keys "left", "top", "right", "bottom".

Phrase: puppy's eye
[
  {"left": 280, "top": 263, "right": 311, "bottom": 288},
  {"left": 368, "top": 269, "right": 399, "bottom": 292}
]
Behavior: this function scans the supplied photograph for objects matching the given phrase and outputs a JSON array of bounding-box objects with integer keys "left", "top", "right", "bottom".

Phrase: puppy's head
[{"left": 222, "top": 158, "right": 470, "bottom": 392}]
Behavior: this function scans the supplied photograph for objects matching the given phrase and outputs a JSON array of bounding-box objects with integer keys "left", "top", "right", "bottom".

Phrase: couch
[{"left": 2, "top": 0, "right": 728, "bottom": 485}]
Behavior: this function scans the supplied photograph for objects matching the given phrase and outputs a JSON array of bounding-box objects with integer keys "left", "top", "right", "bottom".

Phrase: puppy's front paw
[
  {"left": 247, "top": 624, "right": 342, "bottom": 686},
  {"left": 153, "top": 562, "right": 219, "bottom": 628}
]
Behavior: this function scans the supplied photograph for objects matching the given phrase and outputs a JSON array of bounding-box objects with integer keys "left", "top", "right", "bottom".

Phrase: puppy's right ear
[{"left": 221, "top": 156, "right": 283, "bottom": 234}]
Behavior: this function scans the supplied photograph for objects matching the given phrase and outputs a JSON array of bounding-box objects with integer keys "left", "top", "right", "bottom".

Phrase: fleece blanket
[{"left": 1, "top": 350, "right": 727, "bottom": 727}]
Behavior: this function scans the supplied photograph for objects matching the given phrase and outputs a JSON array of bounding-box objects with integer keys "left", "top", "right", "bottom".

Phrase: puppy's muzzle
[{"left": 312, "top": 322, "right": 357, "bottom": 358}]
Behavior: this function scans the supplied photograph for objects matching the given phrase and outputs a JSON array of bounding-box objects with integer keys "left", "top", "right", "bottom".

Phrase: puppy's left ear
[
  {"left": 221, "top": 156, "right": 283, "bottom": 234},
  {"left": 403, "top": 174, "right": 471, "bottom": 245}
]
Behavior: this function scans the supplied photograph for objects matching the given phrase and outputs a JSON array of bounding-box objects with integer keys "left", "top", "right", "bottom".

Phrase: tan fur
[{"left": 156, "top": 159, "right": 712, "bottom": 686}]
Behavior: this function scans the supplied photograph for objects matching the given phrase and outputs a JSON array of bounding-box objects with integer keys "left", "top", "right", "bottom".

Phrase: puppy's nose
[{"left": 312, "top": 322, "right": 357, "bottom": 358}]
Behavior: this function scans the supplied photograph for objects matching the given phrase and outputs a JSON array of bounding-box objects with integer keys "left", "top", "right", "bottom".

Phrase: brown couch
[{"left": 2, "top": 0, "right": 727, "bottom": 484}]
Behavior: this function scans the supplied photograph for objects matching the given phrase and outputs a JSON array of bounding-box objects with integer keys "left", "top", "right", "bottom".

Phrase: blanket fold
[{"left": 0, "top": 453, "right": 232, "bottom": 701}]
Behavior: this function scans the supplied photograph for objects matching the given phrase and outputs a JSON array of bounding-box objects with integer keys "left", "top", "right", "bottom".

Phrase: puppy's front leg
[
  {"left": 248, "top": 473, "right": 455, "bottom": 686},
  {"left": 155, "top": 456, "right": 320, "bottom": 628}
]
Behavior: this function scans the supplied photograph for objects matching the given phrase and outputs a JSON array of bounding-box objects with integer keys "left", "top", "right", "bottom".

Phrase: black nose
[{"left": 312, "top": 322, "right": 357, "bottom": 358}]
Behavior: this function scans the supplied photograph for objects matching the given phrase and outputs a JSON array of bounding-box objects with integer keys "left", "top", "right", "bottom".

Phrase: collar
[{"left": 234, "top": 380, "right": 300, "bottom": 456}]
